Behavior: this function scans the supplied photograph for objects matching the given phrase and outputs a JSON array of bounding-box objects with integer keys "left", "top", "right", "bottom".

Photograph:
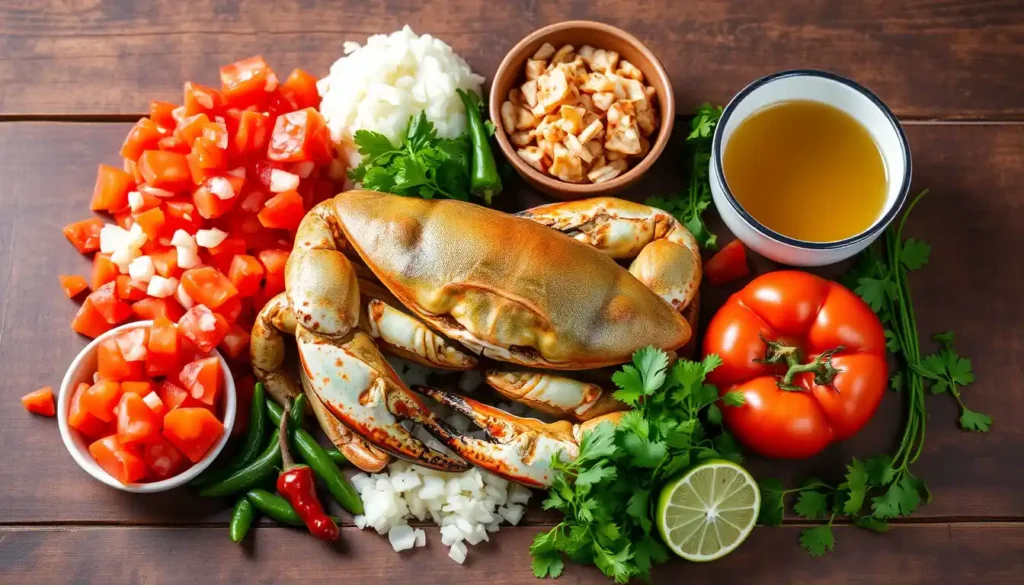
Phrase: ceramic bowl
[
  {"left": 710, "top": 69, "right": 912, "bottom": 266},
  {"left": 489, "top": 20, "right": 675, "bottom": 199},
  {"left": 57, "top": 321, "right": 236, "bottom": 493}
]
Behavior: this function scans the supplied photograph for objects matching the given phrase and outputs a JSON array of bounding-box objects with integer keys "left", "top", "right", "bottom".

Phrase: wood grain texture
[
  {"left": 0, "top": 122, "right": 1021, "bottom": 528},
  {"left": 1, "top": 0, "right": 1023, "bottom": 118},
  {"left": 1, "top": 523, "right": 1022, "bottom": 584}
]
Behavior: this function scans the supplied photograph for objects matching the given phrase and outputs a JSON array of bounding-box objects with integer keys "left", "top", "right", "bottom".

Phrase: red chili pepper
[{"left": 276, "top": 403, "right": 339, "bottom": 541}]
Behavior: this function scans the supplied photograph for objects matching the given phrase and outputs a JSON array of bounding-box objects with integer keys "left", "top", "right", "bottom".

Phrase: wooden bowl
[{"left": 489, "top": 21, "right": 675, "bottom": 200}]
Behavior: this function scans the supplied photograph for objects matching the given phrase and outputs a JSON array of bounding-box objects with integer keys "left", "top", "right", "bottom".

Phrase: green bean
[
  {"left": 229, "top": 497, "right": 256, "bottom": 543},
  {"left": 191, "top": 383, "right": 268, "bottom": 487},
  {"left": 245, "top": 489, "right": 303, "bottom": 526},
  {"left": 267, "top": 398, "right": 364, "bottom": 515},
  {"left": 198, "top": 429, "right": 281, "bottom": 498}
]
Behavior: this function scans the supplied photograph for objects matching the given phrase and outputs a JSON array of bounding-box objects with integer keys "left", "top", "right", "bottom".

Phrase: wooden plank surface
[
  {"left": 0, "top": 121, "right": 1021, "bottom": 528},
  {"left": 2, "top": 523, "right": 1022, "bottom": 584},
  {"left": 2, "top": 0, "right": 1024, "bottom": 118}
]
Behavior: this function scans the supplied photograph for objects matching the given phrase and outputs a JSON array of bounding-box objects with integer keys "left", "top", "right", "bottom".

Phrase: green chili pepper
[
  {"left": 229, "top": 496, "right": 256, "bottom": 543},
  {"left": 457, "top": 88, "right": 502, "bottom": 203},
  {"left": 191, "top": 383, "right": 268, "bottom": 487},
  {"left": 325, "top": 448, "right": 347, "bottom": 465},
  {"left": 289, "top": 393, "right": 307, "bottom": 430},
  {"left": 246, "top": 489, "right": 303, "bottom": 527},
  {"left": 198, "top": 428, "right": 281, "bottom": 498},
  {"left": 267, "top": 399, "right": 364, "bottom": 515}
]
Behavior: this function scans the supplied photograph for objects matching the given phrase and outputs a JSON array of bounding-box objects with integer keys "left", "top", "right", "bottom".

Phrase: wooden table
[{"left": 1, "top": 1, "right": 1022, "bottom": 583}]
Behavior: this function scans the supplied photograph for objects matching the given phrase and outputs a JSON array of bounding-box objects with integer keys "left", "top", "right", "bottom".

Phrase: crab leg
[
  {"left": 364, "top": 299, "right": 477, "bottom": 371},
  {"left": 518, "top": 197, "right": 702, "bottom": 312},
  {"left": 251, "top": 292, "right": 392, "bottom": 472},
  {"left": 413, "top": 386, "right": 625, "bottom": 487},
  {"left": 484, "top": 370, "right": 624, "bottom": 421},
  {"left": 287, "top": 203, "right": 468, "bottom": 472}
]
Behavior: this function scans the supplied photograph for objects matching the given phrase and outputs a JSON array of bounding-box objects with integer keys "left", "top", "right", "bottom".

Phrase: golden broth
[{"left": 722, "top": 100, "right": 887, "bottom": 242}]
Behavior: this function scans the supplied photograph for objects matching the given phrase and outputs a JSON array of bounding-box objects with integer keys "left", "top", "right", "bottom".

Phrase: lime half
[{"left": 656, "top": 460, "right": 760, "bottom": 562}]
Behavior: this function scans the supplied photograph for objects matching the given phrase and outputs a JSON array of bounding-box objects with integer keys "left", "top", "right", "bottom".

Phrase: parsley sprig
[
  {"left": 760, "top": 189, "right": 989, "bottom": 555},
  {"left": 348, "top": 112, "right": 475, "bottom": 201},
  {"left": 646, "top": 103, "right": 723, "bottom": 250},
  {"left": 531, "top": 348, "right": 744, "bottom": 583}
]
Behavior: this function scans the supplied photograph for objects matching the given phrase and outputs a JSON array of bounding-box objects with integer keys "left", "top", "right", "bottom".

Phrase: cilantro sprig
[
  {"left": 646, "top": 103, "right": 723, "bottom": 250},
  {"left": 348, "top": 112, "right": 476, "bottom": 202},
  {"left": 760, "top": 189, "right": 989, "bottom": 555},
  {"left": 531, "top": 348, "right": 744, "bottom": 583}
]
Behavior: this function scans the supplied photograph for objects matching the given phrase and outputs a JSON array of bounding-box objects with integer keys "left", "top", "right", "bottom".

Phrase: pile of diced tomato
[
  {"left": 55, "top": 56, "right": 340, "bottom": 437},
  {"left": 68, "top": 322, "right": 229, "bottom": 484}
]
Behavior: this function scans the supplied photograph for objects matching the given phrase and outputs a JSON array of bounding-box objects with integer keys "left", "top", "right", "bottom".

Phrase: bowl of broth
[{"left": 710, "top": 70, "right": 911, "bottom": 266}]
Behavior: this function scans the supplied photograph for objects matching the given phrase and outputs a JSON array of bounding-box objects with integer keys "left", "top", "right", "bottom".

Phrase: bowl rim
[
  {"left": 57, "top": 320, "right": 236, "bottom": 493},
  {"left": 711, "top": 68, "right": 913, "bottom": 250},
  {"left": 489, "top": 20, "right": 675, "bottom": 195}
]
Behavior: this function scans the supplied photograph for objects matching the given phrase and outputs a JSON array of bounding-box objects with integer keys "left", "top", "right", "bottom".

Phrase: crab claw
[
  {"left": 411, "top": 385, "right": 582, "bottom": 487},
  {"left": 297, "top": 327, "right": 469, "bottom": 472},
  {"left": 484, "top": 370, "right": 626, "bottom": 421}
]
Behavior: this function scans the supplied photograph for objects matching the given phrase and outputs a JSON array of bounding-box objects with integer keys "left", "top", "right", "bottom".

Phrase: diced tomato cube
[
  {"left": 177, "top": 305, "right": 230, "bottom": 353},
  {"left": 192, "top": 182, "right": 237, "bottom": 219},
  {"left": 257, "top": 190, "right": 304, "bottom": 231},
  {"left": 180, "top": 267, "right": 238, "bottom": 310},
  {"left": 158, "top": 135, "right": 191, "bottom": 154},
  {"left": 704, "top": 239, "right": 750, "bottom": 287},
  {"left": 115, "top": 392, "right": 163, "bottom": 445},
  {"left": 114, "top": 327, "right": 150, "bottom": 362},
  {"left": 212, "top": 295, "right": 243, "bottom": 324},
  {"left": 280, "top": 68, "right": 321, "bottom": 110},
  {"left": 115, "top": 275, "right": 149, "bottom": 302},
  {"left": 90, "top": 164, "right": 135, "bottom": 212},
  {"left": 113, "top": 210, "right": 135, "bottom": 230},
  {"left": 59, "top": 274, "right": 89, "bottom": 298},
  {"left": 89, "top": 435, "right": 147, "bottom": 484},
  {"left": 146, "top": 316, "right": 181, "bottom": 377},
  {"left": 227, "top": 254, "right": 264, "bottom": 297},
  {"left": 163, "top": 408, "right": 224, "bottom": 463},
  {"left": 69, "top": 382, "right": 109, "bottom": 438},
  {"left": 157, "top": 380, "right": 191, "bottom": 411},
  {"left": 209, "top": 236, "right": 247, "bottom": 259},
  {"left": 88, "top": 282, "right": 133, "bottom": 325},
  {"left": 249, "top": 160, "right": 284, "bottom": 191},
  {"left": 71, "top": 298, "right": 114, "bottom": 339},
  {"left": 143, "top": 436, "right": 186, "bottom": 479},
  {"left": 62, "top": 217, "right": 105, "bottom": 254},
  {"left": 257, "top": 249, "right": 289, "bottom": 297},
  {"left": 98, "top": 338, "right": 144, "bottom": 382},
  {"left": 231, "top": 110, "right": 271, "bottom": 157},
  {"left": 220, "top": 56, "right": 276, "bottom": 107},
  {"left": 21, "top": 386, "right": 55, "bottom": 417},
  {"left": 142, "top": 391, "right": 168, "bottom": 419},
  {"left": 183, "top": 81, "right": 224, "bottom": 117},
  {"left": 178, "top": 357, "right": 222, "bottom": 407},
  {"left": 219, "top": 323, "right": 250, "bottom": 361},
  {"left": 121, "top": 381, "right": 154, "bottom": 397},
  {"left": 81, "top": 380, "right": 123, "bottom": 423},
  {"left": 162, "top": 199, "right": 203, "bottom": 235},
  {"left": 267, "top": 108, "right": 332, "bottom": 163},
  {"left": 134, "top": 206, "right": 166, "bottom": 240},
  {"left": 150, "top": 101, "right": 178, "bottom": 131},
  {"left": 131, "top": 297, "right": 186, "bottom": 322},
  {"left": 175, "top": 113, "right": 211, "bottom": 146},
  {"left": 138, "top": 151, "right": 192, "bottom": 193},
  {"left": 148, "top": 247, "right": 181, "bottom": 279},
  {"left": 121, "top": 118, "right": 166, "bottom": 162}
]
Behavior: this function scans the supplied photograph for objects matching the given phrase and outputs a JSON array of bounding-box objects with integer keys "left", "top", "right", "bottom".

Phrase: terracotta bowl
[{"left": 489, "top": 21, "right": 675, "bottom": 200}]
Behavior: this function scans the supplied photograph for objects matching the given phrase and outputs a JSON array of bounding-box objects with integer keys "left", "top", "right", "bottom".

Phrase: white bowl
[
  {"left": 710, "top": 69, "right": 912, "bottom": 266},
  {"left": 57, "top": 320, "right": 236, "bottom": 493}
]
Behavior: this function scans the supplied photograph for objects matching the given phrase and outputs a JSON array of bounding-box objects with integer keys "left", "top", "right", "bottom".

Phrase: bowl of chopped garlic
[{"left": 489, "top": 21, "right": 674, "bottom": 199}]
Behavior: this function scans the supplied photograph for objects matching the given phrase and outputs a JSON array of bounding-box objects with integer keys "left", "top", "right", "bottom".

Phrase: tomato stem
[{"left": 759, "top": 336, "right": 845, "bottom": 391}]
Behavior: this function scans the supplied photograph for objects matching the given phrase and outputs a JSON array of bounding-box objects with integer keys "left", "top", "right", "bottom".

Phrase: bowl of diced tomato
[{"left": 57, "top": 320, "right": 236, "bottom": 492}]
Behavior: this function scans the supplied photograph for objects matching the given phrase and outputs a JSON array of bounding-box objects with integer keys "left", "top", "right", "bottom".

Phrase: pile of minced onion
[{"left": 317, "top": 26, "right": 485, "bottom": 165}]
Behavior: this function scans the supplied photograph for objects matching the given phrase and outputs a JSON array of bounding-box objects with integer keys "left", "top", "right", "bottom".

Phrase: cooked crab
[{"left": 250, "top": 190, "right": 701, "bottom": 487}]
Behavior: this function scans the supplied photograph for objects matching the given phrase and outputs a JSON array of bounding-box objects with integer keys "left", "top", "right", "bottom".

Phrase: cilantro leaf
[
  {"left": 359, "top": 165, "right": 396, "bottom": 193},
  {"left": 633, "top": 535, "right": 669, "bottom": 578},
  {"left": 871, "top": 474, "right": 923, "bottom": 518},
  {"left": 884, "top": 329, "right": 902, "bottom": 353},
  {"left": 576, "top": 422, "right": 617, "bottom": 464},
  {"left": 793, "top": 490, "right": 830, "bottom": 520},
  {"left": 959, "top": 407, "right": 992, "bottom": 432},
  {"left": 706, "top": 403, "right": 722, "bottom": 426},
  {"left": 757, "top": 478, "right": 785, "bottom": 526},
  {"left": 946, "top": 353, "right": 975, "bottom": 386},
  {"left": 713, "top": 432, "right": 744, "bottom": 463},
  {"left": 611, "top": 364, "right": 645, "bottom": 405},
  {"left": 914, "top": 354, "right": 945, "bottom": 380},
  {"left": 634, "top": 346, "right": 670, "bottom": 395},
  {"left": 621, "top": 435, "right": 668, "bottom": 469},
  {"left": 722, "top": 391, "right": 746, "bottom": 407},
  {"left": 855, "top": 277, "right": 897, "bottom": 312},
  {"left": 854, "top": 516, "right": 890, "bottom": 532},
  {"left": 799, "top": 525, "right": 836, "bottom": 557},
  {"left": 890, "top": 371, "right": 905, "bottom": 392},
  {"left": 933, "top": 330, "right": 956, "bottom": 346},
  {"left": 594, "top": 544, "right": 633, "bottom": 584},
  {"left": 899, "top": 238, "right": 931, "bottom": 270},
  {"left": 841, "top": 458, "right": 870, "bottom": 516},
  {"left": 577, "top": 462, "right": 618, "bottom": 489},
  {"left": 352, "top": 129, "right": 397, "bottom": 158},
  {"left": 864, "top": 455, "right": 896, "bottom": 486},
  {"left": 531, "top": 530, "right": 565, "bottom": 579}
]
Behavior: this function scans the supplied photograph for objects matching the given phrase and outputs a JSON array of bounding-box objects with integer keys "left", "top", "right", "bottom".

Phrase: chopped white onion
[
  {"left": 269, "top": 169, "right": 300, "bottom": 193},
  {"left": 110, "top": 246, "right": 141, "bottom": 273},
  {"left": 195, "top": 228, "right": 228, "bottom": 249},
  {"left": 226, "top": 166, "right": 247, "bottom": 178},
  {"left": 175, "top": 283, "right": 195, "bottom": 309},
  {"left": 140, "top": 185, "right": 175, "bottom": 198},
  {"left": 387, "top": 525, "right": 417, "bottom": 552},
  {"left": 208, "top": 176, "right": 235, "bottom": 200},
  {"left": 142, "top": 391, "right": 164, "bottom": 412},
  {"left": 147, "top": 276, "right": 177, "bottom": 298},
  {"left": 128, "top": 255, "right": 155, "bottom": 283},
  {"left": 265, "top": 72, "right": 279, "bottom": 92},
  {"left": 127, "top": 191, "right": 145, "bottom": 212},
  {"left": 171, "top": 229, "right": 197, "bottom": 250},
  {"left": 126, "top": 223, "right": 148, "bottom": 249},
  {"left": 177, "top": 246, "right": 201, "bottom": 270},
  {"left": 414, "top": 528, "right": 426, "bottom": 548},
  {"left": 448, "top": 541, "right": 467, "bottom": 564},
  {"left": 99, "top": 225, "right": 129, "bottom": 254},
  {"left": 198, "top": 311, "right": 218, "bottom": 332}
]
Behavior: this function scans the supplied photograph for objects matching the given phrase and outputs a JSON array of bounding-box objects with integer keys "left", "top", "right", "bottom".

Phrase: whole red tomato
[{"left": 702, "top": 271, "right": 888, "bottom": 458}]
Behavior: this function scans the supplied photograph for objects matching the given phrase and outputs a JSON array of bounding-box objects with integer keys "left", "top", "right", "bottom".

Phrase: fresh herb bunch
[
  {"left": 349, "top": 112, "right": 474, "bottom": 201},
  {"left": 530, "top": 347, "right": 745, "bottom": 583},
  {"left": 646, "top": 103, "right": 723, "bottom": 250},
  {"left": 759, "top": 189, "right": 990, "bottom": 556}
]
